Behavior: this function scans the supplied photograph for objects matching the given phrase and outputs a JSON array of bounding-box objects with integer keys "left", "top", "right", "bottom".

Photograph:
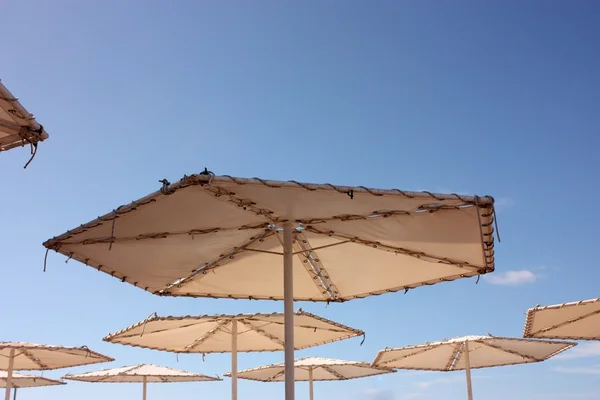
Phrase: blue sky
[{"left": 2, "top": 1, "right": 600, "bottom": 399}]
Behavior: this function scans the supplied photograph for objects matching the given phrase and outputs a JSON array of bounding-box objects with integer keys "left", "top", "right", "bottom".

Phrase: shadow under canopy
[{"left": 44, "top": 172, "right": 499, "bottom": 400}]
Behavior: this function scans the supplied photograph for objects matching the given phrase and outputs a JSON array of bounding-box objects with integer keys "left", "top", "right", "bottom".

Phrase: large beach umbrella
[
  {"left": 225, "top": 357, "right": 393, "bottom": 400},
  {"left": 43, "top": 172, "right": 499, "bottom": 400},
  {"left": 0, "top": 79, "right": 49, "bottom": 166},
  {"left": 63, "top": 364, "right": 220, "bottom": 400},
  {"left": 103, "top": 310, "right": 364, "bottom": 400},
  {"left": 523, "top": 297, "right": 600, "bottom": 340},
  {"left": 0, "top": 342, "right": 113, "bottom": 400},
  {"left": 372, "top": 335, "right": 576, "bottom": 400},
  {"left": 0, "top": 371, "right": 65, "bottom": 400}
]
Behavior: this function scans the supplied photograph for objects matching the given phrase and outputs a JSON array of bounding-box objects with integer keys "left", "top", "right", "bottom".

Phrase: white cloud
[
  {"left": 414, "top": 375, "right": 463, "bottom": 390},
  {"left": 555, "top": 343, "right": 600, "bottom": 360},
  {"left": 553, "top": 365, "right": 600, "bottom": 375},
  {"left": 362, "top": 388, "right": 395, "bottom": 400},
  {"left": 483, "top": 270, "right": 537, "bottom": 286},
  {"left": 537, "top": 392, "right": 600, "bottom": 399},
  {"left": 493, "top": 196, "right": 516, "bottom": 212}
]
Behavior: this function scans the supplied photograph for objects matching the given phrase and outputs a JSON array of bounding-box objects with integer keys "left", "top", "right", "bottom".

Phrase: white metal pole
[
  {"left": 142, "top": 376, "right": 147, "bottom": 400},
  {"left": 4, "top": 349, "right": 15, "bottom": 400},
  {"left": 283, "top": 221, "right": 295, "bottom": 400},
  {"left": 308, "top": 367, "right": 314, "bottom": 400},
  {"left": 464, "top": 341, "right": 473, "bottom": 400},
  {"left": 232, "top": 319, "right": 238, "bottom": 400}
]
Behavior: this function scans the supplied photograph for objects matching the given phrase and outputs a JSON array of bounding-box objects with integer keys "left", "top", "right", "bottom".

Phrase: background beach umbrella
[
  {"left": 0, "top": 371, "right": 65, "bottom": 388},
  {"left": 63, "top": 364, "right": 220, "bottom": 400},
  {"left": 523, "top": 298, "right": 600, "bottom": 340},
  {"left": 225, "top": 357, "right": 394, "bottom": 400},
  {"left": 0, "top": 371, "right": 65, "bottom": 400},
  {"left": 0, "top": 342, "right": 113, "bottom": 400},
  {"left": 103, "top": 310, "right": 364, "bottom": 400},
  {"left": 0, "top": 80, "right": 49, "bottom": 166},
  {"left": 372, "top": 335, "right": 576, "bottom": 400},
  {"left": 44, "top": 172, "right": 498, "bottom": 400}
]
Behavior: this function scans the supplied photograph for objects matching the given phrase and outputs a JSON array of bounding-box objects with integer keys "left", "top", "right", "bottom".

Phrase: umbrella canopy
[
  {"left": 225, "top": 357, "right": 394, "bottom": 400},
  {"left": 104, "top": 310, "right": 363, "bottom": 400},
  {"left": 226, "top": 357, "right": 393, "bottom": 381},
  {"left": 0, "top": 342, "right": 113, "bottom": 400},
  {"left": 0, "top": 342, "right": 114, "bottom": 371},
  {"left": 372, "top": 335, "right": 576, "bottom": 400},
  {"left": 103, "top": 310, "right": 364, "bottom": 353},
  {"left": 0, "top": 80, "right": 49, "bottom": 157},
  {"left": 43, "top": 172, "right": 498, "bottom": 400},
  {"left": 0, "top": 371, "right": 65, "bottom": 388},
  {"left": 62, "top": 364, "right": 220, "bottom": 383},
  {"left": 43, "top": 173, "right": 497, "bottom": 301},
  {"left": 63, "top": 364, "right": 220, "bottom": 400},
  {"left": 523, "top": 298, "right": 600, "bottom": 340}
]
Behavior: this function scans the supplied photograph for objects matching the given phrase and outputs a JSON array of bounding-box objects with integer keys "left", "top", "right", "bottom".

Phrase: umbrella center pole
[
  {"left": 308, "top": 367, "right": 314, "bottom": 400},
  {"left": 4, "top": 348, "right": 15, "bottom": 400},
  {"left": 283, "top": 221, "right": 295, "bottom": 400},
  {"left": 464, "top": 341, "right": 473, "bottom": 400},
  {"left": 143, "top": 376, "right": 147, "bottom": 400},
  {"left": 232, "top": 319, "right": 238, "bottom": 400}
]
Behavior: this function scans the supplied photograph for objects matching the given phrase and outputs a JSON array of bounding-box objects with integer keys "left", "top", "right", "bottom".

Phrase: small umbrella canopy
[
  {"left": 0, "top": 371, "right": 65, "bottom": 388},
  {"left": 44, "top": 172, "right": 498, "bottom": 400},
  {"left": 224, "top": 357, "right": 394, "bottom": 400},
  {"left": 372, "top": 335, "right": 576, "bottom": 400},
  {"left": 104, "top": 310, "right": 363, "bottom": 400},
  {"left": 0, "top": 342, "right": 114, "bottom": 371},
  {"left": 523, "top": 298, "right": 600, "bottom": 340},
  {"left": 0, "top": 80, "right": 49, "bottom": 158},
  {"left": 103, "top": 310, "right": 364, "bottom": 353},
  {"left": 0, "top": 342, "right": 112, "bottom": 400},
  {"left": 63, "top": 364, "right": 220, "bottom": 400}
]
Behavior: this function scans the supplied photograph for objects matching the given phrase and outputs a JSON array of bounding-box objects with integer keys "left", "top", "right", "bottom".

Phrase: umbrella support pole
[
  {"left": 4, "top": 348, "right": 15, "bottom": 400},
  {"left": 232, "top": 319, "right": 238, "bottom": 400},
  {"left": 12, "top": 388, "right": 16, "bottom": 400},
  {"left": 308, "top": 367, "right": 314, "bottom": 400},
  {"left": 283, "top": 221, "right": 295, "bottom": 400},
  {"left": 464, "top": 341, "right": 473, "bottom": 400},
  {"left": 143, "top": 376, "right": 147, "bottom": 400}
]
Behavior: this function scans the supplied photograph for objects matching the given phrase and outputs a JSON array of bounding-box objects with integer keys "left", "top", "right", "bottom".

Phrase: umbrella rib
[
  {"left": 266, "top": 370, "right": 285, "bottom": 382},
  {"left": 242, "top": 318, "right": 356, "bottom": 334},
  {"left": 446, "top": 343, "right": 463, "bottom": 371},
  {"left": 321, "top": 365, "right": 345, "bottom": 380},
  {"left": 200, "top": 183, "right": 282, "bottom": 223},
  {"left": 53, "top": 224, "right": 271, "bottom": 246},
  {"left": 293, "top": 231, "right": 341, "bottom": 301},
  {"left": 530, "top": 309, "right": 600, "bottom": 336},
  {"left": 475, "top": 341, "right": 541, "bottom": 362},
  {"left": 183, "top": 320, "right": 231, "bottom": 352},
  {"left": 159, "top": 230, "right": 275, "bottom": 295},
  {"left": 298, "top": 207, "right": 462, "bottom": 226},
  {"left": 305, "top": 226, "right": 483, "bottom": 272},
  {"left": 22, "top": 350, "right": 49, "bottom": 369},
  {"left": 237, "top": 320, "right": 285, "bottom": 346},
  {"left": 115, "top": 321, "right": 215, "bottom": 339},
  {"left": 375, "top": 345, "right": 442, "bottom": 367}
]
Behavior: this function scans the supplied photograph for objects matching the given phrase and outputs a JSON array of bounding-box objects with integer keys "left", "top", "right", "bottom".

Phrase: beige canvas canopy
[
  {"left": 0, "top": 80, "right": 48, "bottom": 166},
  {"left": 44, "top": 171, "right": 498, "bottom": 400},
  {"left": 104, "top": 310, "right": 363, "bottom": 400},
  {"left": 372, "top": 335, "right": 576, "bottom": 400},
  {"left": 63, "top": 364, "right": 220, "bottom": 400},
  {"left": 0, "top": 371, "right": 65, "bottom": 388},
  {"left": 523, "top": 298, "right": 600, "bottom": 340},
  {"left": 224, "top": 357, "right": 394, "bottom": 400},
  {"left": 0, "top": 342, "right": 113, "bottom": 400}
]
